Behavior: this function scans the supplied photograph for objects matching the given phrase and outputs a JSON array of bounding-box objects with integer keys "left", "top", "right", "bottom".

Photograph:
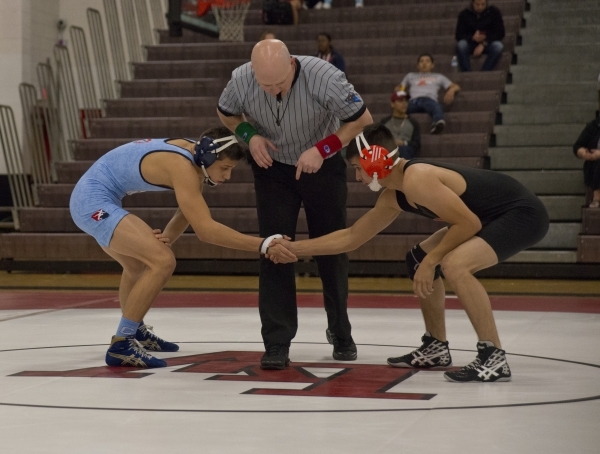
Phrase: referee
[{"left": 217, "top": 39, "right": 373, "bottom": 369}]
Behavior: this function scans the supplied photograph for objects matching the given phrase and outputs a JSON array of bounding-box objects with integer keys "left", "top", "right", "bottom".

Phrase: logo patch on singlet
[{"left": 91, "top": 209, "right": 110, "bottom": 221}]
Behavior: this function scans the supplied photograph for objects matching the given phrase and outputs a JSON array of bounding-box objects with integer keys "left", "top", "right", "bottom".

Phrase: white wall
[{"left": 0, "top": 0, "right": 106, "bottom": 175}]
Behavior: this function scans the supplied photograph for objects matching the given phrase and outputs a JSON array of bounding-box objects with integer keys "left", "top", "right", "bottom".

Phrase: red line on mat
[{"left": 0, "top": 292, "right": 599, "bottom": 313}]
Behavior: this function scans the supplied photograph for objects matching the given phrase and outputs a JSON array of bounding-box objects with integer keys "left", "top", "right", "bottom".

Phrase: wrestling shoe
[
  {"left": 387, "top": 332, "right": 452, "bottom": 368},
  {"left": 135, "top": 324, "right": 179, "bottom": 352},
  {"left": 326, "top": 329, "right": 357, "bottom": 361},
  {"left": 105, "top": 336, "right": 167, "bottom": 368},
  {"left": 260, "top": 345, "right": 290, "bottom": 370},
  {"left": 444, "top": 341, "right": 512, "bottom": 383}
]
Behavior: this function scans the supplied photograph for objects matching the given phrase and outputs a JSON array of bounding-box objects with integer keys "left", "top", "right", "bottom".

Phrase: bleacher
[{"left": 6, "top": 0, "right": 589, "bottom": 275}]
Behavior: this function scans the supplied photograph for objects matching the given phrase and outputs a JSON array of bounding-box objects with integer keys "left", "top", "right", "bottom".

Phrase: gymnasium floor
[{"left": 0, "top": 272, "right": 599, "bottom": 453}]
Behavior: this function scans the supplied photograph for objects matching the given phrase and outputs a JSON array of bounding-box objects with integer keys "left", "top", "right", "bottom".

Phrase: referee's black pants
[{"left": 251, "top": 153, "right": 352, "bottom": 349}]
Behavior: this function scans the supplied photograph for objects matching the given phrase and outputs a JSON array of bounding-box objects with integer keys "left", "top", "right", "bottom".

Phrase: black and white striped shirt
[{"left": 218, "top": 56, "right": 366, "bottom": 165}]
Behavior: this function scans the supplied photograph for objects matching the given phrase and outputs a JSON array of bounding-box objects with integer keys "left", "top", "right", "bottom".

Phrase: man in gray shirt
[
  {"left": 399, "top": 54, "right": 461, "bottom": 134},
  {"left": 217, "top": 39, "right": 372, "bottom": 370}
]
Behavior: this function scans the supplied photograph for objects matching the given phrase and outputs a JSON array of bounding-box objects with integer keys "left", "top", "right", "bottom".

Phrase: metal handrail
[
  {"left": 37, "top": 62, "right": 68, "bottom": 163},
  {"left": 121, "top": 0, "right": 144, "bottom": 64},
  {"left": 87, "top": 8, "right": 116, "bottom": 101},
  {"left": 103, "top": 0, "right": 131, "bottom": 83},
  {"left": 69, "top": 26, "right": 100, "bottom": 110},
  {"left": 0, "top": 105, "right": 35, "bottom": 229},
  {"left": 54, "top": 44, "right": 83, "bottom": 149},
  {"left": 149, "top": 0, "right": 167, "bottom": 42},
  {"left": 134, "top": 0, "right": 155, "bottom": 47},
  {"left": 19, "top": 83, "right": 53, "bottom": 187}
]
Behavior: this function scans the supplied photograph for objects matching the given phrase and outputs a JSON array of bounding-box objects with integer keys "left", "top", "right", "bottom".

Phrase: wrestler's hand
[
  {"left": 249, "top": 135, "right": 277, "bottom": 168},
  {"left": 295, "top": 147, "right": 324, "bottom": 180},
  {"left": 265, "top": 236, "right": 297, "bottom": 264},
  {"left": 413, "top": 261, "right": 436, "bottom": 299},
  {"left": 267, "top": 238, "right": 295, "bottom": 263},
  {"left": 153, "top": 229, "right": 172, "bottom": 248}
]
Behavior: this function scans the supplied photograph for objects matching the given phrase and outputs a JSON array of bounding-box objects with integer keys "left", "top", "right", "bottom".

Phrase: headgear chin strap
[
  {"left": 355, "top": 133, "right": 400, "bottom": 192},
  {"left": 194, "top": 135, "right": 238, "bottom": 187}
]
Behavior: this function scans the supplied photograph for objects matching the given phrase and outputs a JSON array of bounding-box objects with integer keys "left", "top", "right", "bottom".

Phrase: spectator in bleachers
[
  {"left": 315, "top": 33, "right": 346, "bottom": 73},
  {"left": 319, "top": 0, "right": 364, "bottom": 8},
  {"left": 455, "top": 0, "right": 505, "bottom": 72},
  {"left": 398, "top": 54, "right": 461, "bottom": 134},
  {"left": 260, "top": 30, "right": 277, "bottom": 40},
  {"left": 262, "top": 0, "right": 302, "bottom": 25},
  {"left": 597, "top": 72, "right": 600, "bottom": 114},
  {"left": 379, "top": 90, "right": 420, "bottom": 159},
  {"left": 573, "top": 118, "right": 600, "bottom": 208}
]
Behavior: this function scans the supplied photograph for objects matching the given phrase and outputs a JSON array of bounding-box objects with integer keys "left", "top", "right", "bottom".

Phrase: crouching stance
[
  {"left": 70, "top": 127, "right": 296, "bottom": 368},
  {"left": 271, "top": 124, "right": 548, "bottom": 382}
]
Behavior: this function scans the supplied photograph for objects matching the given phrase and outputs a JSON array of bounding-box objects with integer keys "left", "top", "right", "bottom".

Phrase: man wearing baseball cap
[{"left": 379, "top": 90, "right": 420, "bottom": 159}]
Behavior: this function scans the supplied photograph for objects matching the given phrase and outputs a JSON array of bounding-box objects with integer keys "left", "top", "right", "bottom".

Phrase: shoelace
[
  {"left": 139, "top": 324, "right": 160, "bottom": 340},
  {"left": 128, "top": 338, "right": 153, "bottom": 360},
  {"left": 266, "top": 345, "right": 286, "bottom": 356}
]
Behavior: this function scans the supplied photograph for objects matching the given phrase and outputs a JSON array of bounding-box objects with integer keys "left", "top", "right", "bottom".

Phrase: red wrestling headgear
[{"left": 355, "top": 133, "right": 400, "bottom": 191}]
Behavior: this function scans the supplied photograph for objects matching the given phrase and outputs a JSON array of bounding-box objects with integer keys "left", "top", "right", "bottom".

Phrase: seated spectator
[
  {"left": 260, "top": 30, "right": 277, "bottom": 40},
  {"left": 597, "top": 72, "right": 600, "bottom": 115},
  {"left": 455, "top": 0, "right": 505, "bottom": 72},
  {"left": 573, "top": 118, "right": 600, "bottom": 208},
  {"left": 398, "top": 54, "right": 461, "bottom": 134},
  {"left": 379, "top": 90, "right": 420, "bottom": 159},
  {"left": 319, "top": 0, "right": 363, "bottom": 8},
  {"left": 315, "top": 33, "right": 346, "bottom": 73},
  {"left": 262, "top": 0, "right": 301, "bottom": 25}
]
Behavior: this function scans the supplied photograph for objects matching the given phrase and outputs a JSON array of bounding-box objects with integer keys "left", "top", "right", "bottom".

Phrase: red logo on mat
[
  {"left": 12, "top": 351, "right": 438, "bottom": 401},
  {"left": 91, "top": 209, "right": 110, "bottom": 221}
]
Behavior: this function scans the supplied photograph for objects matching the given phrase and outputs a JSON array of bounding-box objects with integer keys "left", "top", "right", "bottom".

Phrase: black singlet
[{"left": 395, "top": 159, "right": 549, "bottom": 262}]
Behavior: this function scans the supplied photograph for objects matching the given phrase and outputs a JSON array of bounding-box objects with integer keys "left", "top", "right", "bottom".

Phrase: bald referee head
[{"left": 251, "top": 40, "right": 295, "bottom": 98}]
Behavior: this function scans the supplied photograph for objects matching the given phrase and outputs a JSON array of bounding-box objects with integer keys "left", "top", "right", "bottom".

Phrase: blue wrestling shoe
[
  {"left": 135, "top": 324, "right": 179, "bottom": 352},
  {"left": 105, "top": 336, "right": 167, "bottom": 368}
]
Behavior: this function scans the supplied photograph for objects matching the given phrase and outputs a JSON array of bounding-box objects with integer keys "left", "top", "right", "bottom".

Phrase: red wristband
[{"left": 315, "top": 134, "right": 343, "bottom": 159}]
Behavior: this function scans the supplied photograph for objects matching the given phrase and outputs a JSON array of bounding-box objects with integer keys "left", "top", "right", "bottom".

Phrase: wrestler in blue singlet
[{"left": 70, "top": 138, "right": 195, "bottom": 247}]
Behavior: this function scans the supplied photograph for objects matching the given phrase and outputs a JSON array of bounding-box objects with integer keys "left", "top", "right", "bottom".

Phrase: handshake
[{"left": 261, "top": 234, "right": 298, "bottom": 264}]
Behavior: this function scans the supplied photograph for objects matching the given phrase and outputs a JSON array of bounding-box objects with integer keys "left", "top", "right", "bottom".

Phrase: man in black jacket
[
  {"left": 573, "top": 118, "right": 600, "bottom": 208},
  {"left": 455, "top": 0, "right": 505, "bottom": 71}
]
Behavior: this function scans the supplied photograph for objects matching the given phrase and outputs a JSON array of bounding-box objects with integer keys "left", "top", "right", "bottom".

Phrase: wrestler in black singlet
[{"left": 396, "top": 159, "right": 549, "bottom": 262}]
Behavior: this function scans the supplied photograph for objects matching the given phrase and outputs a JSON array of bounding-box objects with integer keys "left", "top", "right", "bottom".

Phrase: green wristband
[{"left": 235, "top": 122, "right": 259, "bottom": 145}]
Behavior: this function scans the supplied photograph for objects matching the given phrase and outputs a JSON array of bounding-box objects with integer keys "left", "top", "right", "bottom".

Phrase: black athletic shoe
[
  {"left": 444, "top": 341, "right": 512, "bottom": 383},
  {"left": 387, "top": 332, "right": 452, "bottom": 368},
  {"left": 326, "top": 329, "right": 357, "bottom": 361},
  {"left": 260, "top": 345, "right": 290, "bottom": 370},
  {"left": 430, "top": 119, "right": 445, "bottom": 134}
]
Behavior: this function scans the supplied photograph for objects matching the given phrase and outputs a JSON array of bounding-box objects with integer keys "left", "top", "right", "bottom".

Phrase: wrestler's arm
[
  {"left": 167, "top": 158, "right": 296, "bottom": 261},
  {"left": 403, "top": 165, "right": 481, "bottom": 267},
  {"left": 162, "top": 208, "right": 190, "bottom": 244},
  {"left": 278, "top": 188, "right": 401, "bottom": 257}
]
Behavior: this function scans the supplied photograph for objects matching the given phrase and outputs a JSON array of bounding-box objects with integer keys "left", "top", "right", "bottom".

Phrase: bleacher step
[
  {"left": 489, "top": 147, "right": 582, "bottom": 170},
  {"left": 499, "top": 104, "right": 596, "bottom": 125},
  {"left": 494, "top": 124, "right": 587, "bottom": 147},
  {"left": 499, "top": 170, "right": 584, "bottom": 195}
]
